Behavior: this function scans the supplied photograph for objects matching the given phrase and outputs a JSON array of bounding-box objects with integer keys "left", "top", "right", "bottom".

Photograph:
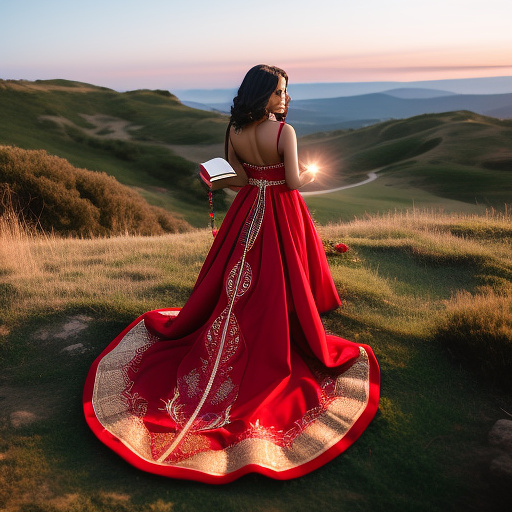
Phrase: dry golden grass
[
  {"left": 1, "top": 206, "right": 511, "bottom": 383},
  {"left": 0, "top": 210, "right": 209, "bottom": 327},
  {"left": 436, "top": 287, "right": 512, "bottom": 389},
  {"left": 322, "top": 206, "right": 512, "bottom": 241},
  {"left": 1, "top": 207, "right": 511, "bottom": 512},
  {"left": 2, "top": 205, "right": 510, "bottom": 326}
]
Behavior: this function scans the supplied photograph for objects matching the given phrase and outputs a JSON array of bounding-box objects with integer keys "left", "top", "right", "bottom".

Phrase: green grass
[
  {"left": 387, "top": 163, "right": 512, "bottom": 204},
  {"left": 301, "top": 111, "right": 512, "bottom": 210},
  {"left": 2, "top": 81, "right": 512, "bottom": 229},
  {"left": 0, "top": 81, "right": 227, "bottom": 146},
  {"left": 0, "top": 80, "right": 227, "bottom": 226},
  {"left": 303, "top": 176, "right": 488, "bottom": 224},
  {"left": 0, "top": 210, "right": 511, "bottom": 511}
]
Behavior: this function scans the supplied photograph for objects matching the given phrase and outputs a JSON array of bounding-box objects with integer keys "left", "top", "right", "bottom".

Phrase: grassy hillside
[
  {"left": 301, "top": 111, "right": 512, "bottom": 211},
  {"left": 0, "top": 79, "right": 228, "bottom": 226},
  {"left": 1, "top": 80, "right": 511, "bottom": 227},
  {"left": 0, "top": 209, "right": 511, "bottom": 511},
  {"left": 0, "top": 79, "right": 226, "bottom": 146}
]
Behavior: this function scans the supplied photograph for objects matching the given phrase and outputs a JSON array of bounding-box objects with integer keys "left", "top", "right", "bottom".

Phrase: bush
[
  {"left": 0, "top": 145, "right": 190, "bottom": 236},
  {"left": 435, "top": 288, "right": 512, "bottom": 390}
]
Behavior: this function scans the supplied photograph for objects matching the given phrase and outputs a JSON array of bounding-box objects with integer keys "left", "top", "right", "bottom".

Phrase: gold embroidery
[
  {"left": 92, "top": 317, "right": 170, "bottom": 461},
  {"left": 182, "top": 368, "right": 200, "bottom": 398},
  {"left": 244, "top": 162, "right": 285, "bottom": 170},
  {"left": 211, "top": 377, "right": 236, "bottom": 405},
  {"left": 239, "top": 183, "right": 266, "bottom": 250},
  {"left": 93, "top": 319, "right": 372, "bottom": 473},
  {"left": 248, "top": 178, "right": 286, "bottom": 187},
  {"left": 156, "top": 186, "right": 265, "bottom": 462}
]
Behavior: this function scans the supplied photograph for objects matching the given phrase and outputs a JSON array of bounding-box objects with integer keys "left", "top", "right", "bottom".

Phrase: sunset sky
[{"left": 1, "top": 0, "right": 511, "bottom": 91}]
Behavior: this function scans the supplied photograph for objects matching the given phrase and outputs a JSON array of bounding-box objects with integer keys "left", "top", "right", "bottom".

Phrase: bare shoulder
[
  {"left": 280, "top": 122, "right": 296, "bottom": 137},
  {"left": 279, "top": 123, "right": 297, "bottom": 148},
  {"left": 256, "top": 118, "right": 282, "bottom": 133}
]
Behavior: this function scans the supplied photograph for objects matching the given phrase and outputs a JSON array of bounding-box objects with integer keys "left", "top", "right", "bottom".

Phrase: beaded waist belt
[{"left": 248, "top": 178, "right": 286, "bottom": 187}]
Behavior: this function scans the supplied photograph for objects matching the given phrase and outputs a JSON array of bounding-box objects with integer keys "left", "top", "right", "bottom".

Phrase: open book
[{"left": 200, "top": 158, "right": 237, "bottom": 188}]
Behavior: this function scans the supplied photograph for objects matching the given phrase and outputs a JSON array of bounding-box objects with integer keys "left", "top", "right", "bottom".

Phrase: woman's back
[{"left": 229, "top": 119, "right": 283, "bottom": 167}]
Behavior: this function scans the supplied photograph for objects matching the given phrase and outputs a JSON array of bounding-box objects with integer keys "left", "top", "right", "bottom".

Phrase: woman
[{"left": 83, "top": 65, "right": 380, "bottom": 484}]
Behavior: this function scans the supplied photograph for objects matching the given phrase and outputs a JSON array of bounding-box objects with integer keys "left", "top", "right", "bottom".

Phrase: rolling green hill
[
  {"left": 1, "top": 79, "right": 510, "bottom": 228},
  {"left": 0, "top": 79, "right": 228, "bottom": 226},
  {"left": 301, "top": 111, "right": 512, "bottom": 208},
  {"left": 0, "top": 79, "right": 226, "bottom": 146}
]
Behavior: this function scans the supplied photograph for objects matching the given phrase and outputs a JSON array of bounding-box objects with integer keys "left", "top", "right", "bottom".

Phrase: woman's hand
[{"left": 299, "top": 169, "right": 315, "bottom": 187}]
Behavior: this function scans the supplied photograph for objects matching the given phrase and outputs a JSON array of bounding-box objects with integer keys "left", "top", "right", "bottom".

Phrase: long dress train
[{"left": 83, "top": 157, "right": 380, "bottom": 484}]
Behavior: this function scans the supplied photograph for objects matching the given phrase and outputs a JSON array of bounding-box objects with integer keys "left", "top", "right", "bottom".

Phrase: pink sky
[{"left": 1, "top": 0, "right": 511, "bottom": 90}]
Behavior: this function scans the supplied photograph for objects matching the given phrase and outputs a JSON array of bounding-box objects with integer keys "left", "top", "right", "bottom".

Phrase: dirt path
[
  {"left": 39, "top": 114, "right": 381, "bottom": 194},
  {"left": 39, "top": 114, "right": 142, "bottom": 140},
  {"left": 300, "top": 171, "right": 380, "bottom": 196}
]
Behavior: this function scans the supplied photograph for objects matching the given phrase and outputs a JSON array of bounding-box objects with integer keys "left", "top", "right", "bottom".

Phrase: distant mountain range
[
  {"left": 180, "top": 89, "right": 512, "bottom": 135},
  {"left": 175, "top": 75, "right": 512, "bottom": 103},
  {"left": 175, "top": 76, "right": 512, "bottom": 135},
  {"left": 286, "top": 91, "right": 512, "bottom": 134}
]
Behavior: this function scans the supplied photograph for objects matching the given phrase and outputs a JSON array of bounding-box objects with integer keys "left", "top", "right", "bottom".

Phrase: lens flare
[{"left": 306, "top": 163, "right": 319, "bottom": 175}]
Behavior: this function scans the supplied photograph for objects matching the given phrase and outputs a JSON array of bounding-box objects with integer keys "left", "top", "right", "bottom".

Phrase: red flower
[
  {"left": 335, "top": 243, "right": 349, "bottom": 253},
  {"left": 212, "top": 229, "right": 219, "bottom": 238}
]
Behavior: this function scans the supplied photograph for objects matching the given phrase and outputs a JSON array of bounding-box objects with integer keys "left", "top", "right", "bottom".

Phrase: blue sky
[{"left": 1, "top": 0, "right": 511, "bottom": 90}]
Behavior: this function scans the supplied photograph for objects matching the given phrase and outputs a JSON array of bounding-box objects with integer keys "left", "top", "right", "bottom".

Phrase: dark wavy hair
[
  {"left": 230, "top": 64, "right": 288, "bottom": 130},
  {"left": 225, "top": 65, "right": 288, "bottom": 158}
]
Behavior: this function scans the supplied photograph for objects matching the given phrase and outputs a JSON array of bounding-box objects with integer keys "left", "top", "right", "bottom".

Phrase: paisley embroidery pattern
[
  {"left": 164, "top": 262, "right": 252, "bottom": 435},
  {"left": 156, "top": 190, "right": 264, "bottom": 462}
]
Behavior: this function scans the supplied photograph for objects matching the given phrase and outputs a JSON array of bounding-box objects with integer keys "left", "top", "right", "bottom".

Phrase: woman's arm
[{"left": 279, "top": 124, "right": 315, "bottom": 190}]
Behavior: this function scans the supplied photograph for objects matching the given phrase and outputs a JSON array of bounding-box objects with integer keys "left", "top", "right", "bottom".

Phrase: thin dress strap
[{"left": 277, "top": 121, "right": 285, "bottom": 153}]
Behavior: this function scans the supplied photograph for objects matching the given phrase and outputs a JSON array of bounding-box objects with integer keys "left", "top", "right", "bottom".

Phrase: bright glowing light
[{"left": 306, "top": 164, "right": 319, "bottom": 176}]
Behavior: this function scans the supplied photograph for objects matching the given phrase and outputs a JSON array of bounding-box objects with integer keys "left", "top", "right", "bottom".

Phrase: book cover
[{"left": 200, "top": 158, "right": 237, "bottom": 188}]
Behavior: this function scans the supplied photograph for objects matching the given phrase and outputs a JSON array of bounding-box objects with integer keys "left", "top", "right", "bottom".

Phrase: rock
[
  {"left": 11, "top": 410, "right": 37, "bottom": 428},
  {"left": 489, "top": 454, "right": 512, "bottom": 480},
  {"left": 489, "top": 419, "right": 512, "bottom": 452},
  {"left": 61, "top": 343, "right": 86, "bottom": 354},
  {"left": 54, "top": 315, "right": 92, "bottom": 339},
  {"left": 33, "top": 315, "right": 92, "bottom": 341}
]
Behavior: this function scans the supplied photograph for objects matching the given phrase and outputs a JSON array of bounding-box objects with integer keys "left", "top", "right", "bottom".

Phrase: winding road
[{"left": 300, "top": 171, "right": 380, "bottom": 196}]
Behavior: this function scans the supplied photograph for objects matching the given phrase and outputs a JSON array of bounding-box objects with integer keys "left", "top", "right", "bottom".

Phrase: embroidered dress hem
[
  {"left": 83, "top": 159, "right": 380, "bottom": 483},
  {"left": 83, "top": 309, "right": 379, "bottom": 483}
]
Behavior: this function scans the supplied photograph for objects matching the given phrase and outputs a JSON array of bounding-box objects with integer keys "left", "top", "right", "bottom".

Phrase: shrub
[
  {"left": 0, "top": 145, "right": 190, "bottom": 236},
  {"left": 435, "top": 288, "right": 512, "bottom": 390},
  {"left": 482, "top": 158, "right": 512, "bottom": 171}
]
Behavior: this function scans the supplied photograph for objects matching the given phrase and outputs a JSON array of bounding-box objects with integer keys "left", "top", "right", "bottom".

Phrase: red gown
[{"left": 83, "top": 156, "right": 380, "bottom": 484}]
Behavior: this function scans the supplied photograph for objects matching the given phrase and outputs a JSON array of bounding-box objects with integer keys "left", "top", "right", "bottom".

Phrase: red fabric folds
[{"left": 83, "top": 163, "right": 380, "bottom": 483}]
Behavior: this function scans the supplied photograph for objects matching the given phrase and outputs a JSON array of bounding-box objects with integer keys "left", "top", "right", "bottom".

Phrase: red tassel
[{"left": 208, "top": 190, "right": 216, "bottom": 237}]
